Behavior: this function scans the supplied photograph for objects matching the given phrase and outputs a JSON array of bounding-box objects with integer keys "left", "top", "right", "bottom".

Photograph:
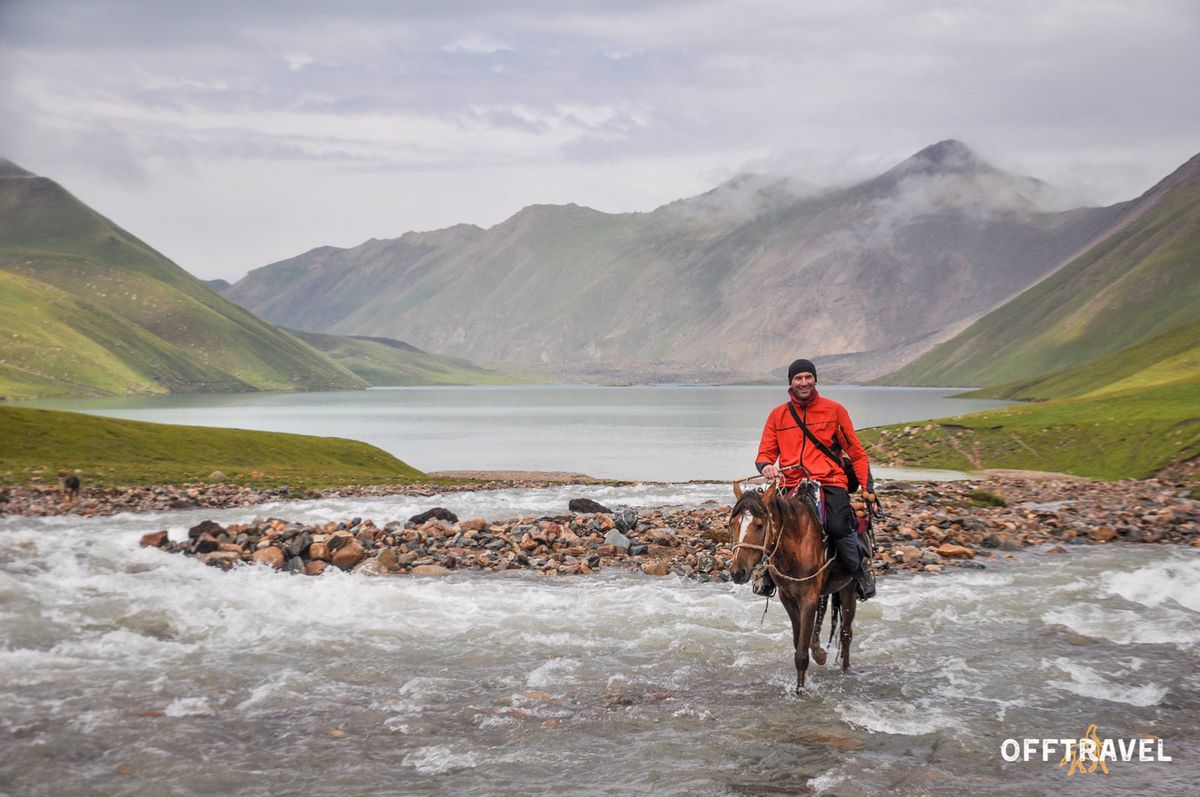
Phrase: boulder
[
  {"left": 304, "top": 560, "right": 328, "bottom": 576},
  {"left": 603, "top": 530, "right": 631, "bottom": 551},
  {"left": 614, "top": 508, "right": 638, "bottom": 533},
  {"left": 252, "top": 546, "right": 285, "bottom": 569},
  {"left": 569, "top": 498, "right": 612, "bottom": 514},
  {"left": 187, "top": 519, "right": 224, "bottom": 541},
  {"left": 641, "top": 559, "right": 671, "bottom": 576},
  {"left": 935, "top": 543, "right": 975, "bottom": 559},
  {"left": 331, "top": 540, "right": 365, "bottom": 570},
  {"left": 139, "top": 530, "right": 169, "bottom": 548},
  {"left": 460, "top": 517, "right": 487, "bottom": 532},
  {"left": 409, "top": 507, "right": 458, "bottom": 525},
  {"left": 411, "top": 564, "right": 452, "bottom": 576}
]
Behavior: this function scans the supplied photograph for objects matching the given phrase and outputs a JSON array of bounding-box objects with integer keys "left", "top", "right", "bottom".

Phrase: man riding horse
[{"left": 755, "top": 358, "right": 876, "bottom": 601}]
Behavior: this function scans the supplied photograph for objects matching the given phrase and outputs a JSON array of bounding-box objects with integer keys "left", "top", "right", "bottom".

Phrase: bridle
[{"left": 731, "top": 482, "right": 835, "bottom": 585}]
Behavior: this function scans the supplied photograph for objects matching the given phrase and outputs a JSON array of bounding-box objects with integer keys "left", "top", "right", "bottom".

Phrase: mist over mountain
[{"left": 226, "top": 141, "right": 1134, "bottom": 381}]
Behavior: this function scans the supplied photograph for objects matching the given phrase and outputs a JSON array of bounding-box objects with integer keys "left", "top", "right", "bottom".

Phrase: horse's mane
[{"left": 732, "top": 487, "right": 820, "bottom": 535}]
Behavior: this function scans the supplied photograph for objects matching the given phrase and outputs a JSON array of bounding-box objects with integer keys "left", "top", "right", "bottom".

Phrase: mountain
[
  {"left": 884, "top": 152, "right": 1200, "bottom": 388},
  {"left": 226, "top": 140, "right": 1125, "bottom": 381},
  {"left": 286, "top": 329, "right": 529, "bottom": 385},
  {"left": 0, "top": 160, "right": 366, "bottom": 399}
]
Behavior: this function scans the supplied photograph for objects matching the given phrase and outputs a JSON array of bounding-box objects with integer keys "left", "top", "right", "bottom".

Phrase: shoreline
[{"left": 122, "top": 475, "right": 1200, "bottom": 580}]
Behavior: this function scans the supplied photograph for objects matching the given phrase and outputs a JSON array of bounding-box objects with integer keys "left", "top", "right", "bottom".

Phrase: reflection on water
[{"left": 28, "top": 384, "right": 1010, "bottom": 481}]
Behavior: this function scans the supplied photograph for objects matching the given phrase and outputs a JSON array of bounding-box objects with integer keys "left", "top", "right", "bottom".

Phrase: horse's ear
[
  {"left": 763, "top": 482, "right": 777, "bottom": 503},
  {"left": 732, "top": 481, "right": 743, "bottom": 500}
]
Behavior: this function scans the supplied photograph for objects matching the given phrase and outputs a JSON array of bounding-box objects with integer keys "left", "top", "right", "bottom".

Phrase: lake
[{"left": 30, "top": 384, "right": 1011, "bottom": 481}]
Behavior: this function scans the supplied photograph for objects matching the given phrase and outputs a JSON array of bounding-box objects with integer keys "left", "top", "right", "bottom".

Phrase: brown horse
[{"left": 729, "top": 481, "right": 858, "bottom": 690}]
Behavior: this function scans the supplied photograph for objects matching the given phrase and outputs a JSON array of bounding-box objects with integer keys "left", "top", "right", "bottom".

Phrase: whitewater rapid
[{"left": 2, "top": 485, "right": 1197, "bottom": 796}]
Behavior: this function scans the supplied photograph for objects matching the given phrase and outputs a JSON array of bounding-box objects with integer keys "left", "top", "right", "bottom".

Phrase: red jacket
[{"left": 756, "top": 390, "right": 870, "bottom": 489}]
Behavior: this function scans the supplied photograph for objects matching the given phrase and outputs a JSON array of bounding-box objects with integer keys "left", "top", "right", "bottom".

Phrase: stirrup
[{"left": 751, "top": 566, "right": 776, "bottom": 598}]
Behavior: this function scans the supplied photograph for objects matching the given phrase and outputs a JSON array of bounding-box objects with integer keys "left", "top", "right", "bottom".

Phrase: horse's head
[{"left": 729, "top": 481, "right": 777, "bottom": 584}]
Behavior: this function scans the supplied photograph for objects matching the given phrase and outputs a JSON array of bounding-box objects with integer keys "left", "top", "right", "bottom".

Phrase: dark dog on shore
[{"left": 58, "top": 470, "right": 81, "bottom": 503}]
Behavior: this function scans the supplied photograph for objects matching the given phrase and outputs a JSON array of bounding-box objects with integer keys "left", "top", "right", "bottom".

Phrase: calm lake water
[{"left": 30, "top": 384, "right": 1010, "bottom": 481}]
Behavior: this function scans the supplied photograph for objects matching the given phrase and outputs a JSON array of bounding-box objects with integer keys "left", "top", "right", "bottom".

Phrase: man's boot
[
  {"left": 853, "top": 535, "right": 875, "bottom": 600},
  {"left": 855, "top": 562, "right": 876, "bottom": 601}
]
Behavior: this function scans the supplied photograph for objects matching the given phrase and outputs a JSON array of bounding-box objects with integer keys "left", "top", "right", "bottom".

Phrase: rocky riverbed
[
  {"left": 0, "top": 475, "right": 621, "bottom": 518},
  {"left": 138, "top": 476, "right": 1200, "bottom": 580}
]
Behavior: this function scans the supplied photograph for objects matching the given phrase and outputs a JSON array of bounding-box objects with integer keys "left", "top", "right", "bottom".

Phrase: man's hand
[{"left": 762, "top": 463, "right": 780, "bottom": 480}]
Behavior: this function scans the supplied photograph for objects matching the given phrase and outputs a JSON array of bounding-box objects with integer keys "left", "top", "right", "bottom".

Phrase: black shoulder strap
[{"left": 786, "top": 402, "right": 843, "bottom": 468}]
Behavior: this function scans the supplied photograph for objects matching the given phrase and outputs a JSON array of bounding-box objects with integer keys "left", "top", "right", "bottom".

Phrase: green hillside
[
  {"left": 0, "top": 161, "right": 366, "bottom": 399},
  {"left": 0, "top": 404, "right": 422, "bottom": 488},
  {"left": 884, "top": 153, "right": 1200, "bottom": 387},
  {"left": 966, "top": 316, "right": 1200, "bottom": 401},
  {"left": 287, "top": 329, "right": 534, "bottom": 385},
  {"left": 862, "top": 376, "right": 1199, "bottom": 480}
]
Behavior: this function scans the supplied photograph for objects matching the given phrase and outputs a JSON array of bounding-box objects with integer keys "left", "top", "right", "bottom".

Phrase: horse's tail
[{"left": 827, "top": 592, "right": 842, "bottom": 648}]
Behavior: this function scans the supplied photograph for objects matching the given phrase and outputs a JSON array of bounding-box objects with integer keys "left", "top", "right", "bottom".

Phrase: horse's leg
[
  {"left": 839, "top": 585, "right": 857, "bottom": 673},
  {"left": 784, "top": 592, "right": 818, "bottom": 691},
  {"left": 810, "top": 595, "right": 828, "bottom": 666}
]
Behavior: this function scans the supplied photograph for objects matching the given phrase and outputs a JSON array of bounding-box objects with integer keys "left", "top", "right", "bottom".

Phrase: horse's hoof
[{"left": 811, "top": 648, "right": 827, "bottom": 666}]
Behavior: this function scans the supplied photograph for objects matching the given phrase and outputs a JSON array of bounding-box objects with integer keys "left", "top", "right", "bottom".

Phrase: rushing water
[
  {"left": 27, "top": 384, "right": 1010, "bottom": 481},
  {"left": 2, "top": 485, "right": 1197, "bottom": 796}
]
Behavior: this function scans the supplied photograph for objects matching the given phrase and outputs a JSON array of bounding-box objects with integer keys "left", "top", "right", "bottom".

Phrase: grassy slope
[
  {"left": 861, "top": 376, "right": 1200, "bottom": 480},
  {"left": 863, "top": 323, "right": 1200, "bottom": 480},
  {"left": 884, "top": 154, "right": 1200, "bottom": 387},
  {"left": 0, "top": 172, "right": 365, "bottom": 399},
  {"left": 965, "top": 317, "right": 1200, "bottom": 401},
  {"left": 287, "top": 329, "right": 538, "bottom": 386},
  {"left": 0, "top": 405, "right": 423, "bottom": 488}
]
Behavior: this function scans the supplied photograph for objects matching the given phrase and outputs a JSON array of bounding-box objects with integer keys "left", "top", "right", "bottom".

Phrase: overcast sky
[{"left": 1, "top": 0, "right": 1197, "bottom": 281}]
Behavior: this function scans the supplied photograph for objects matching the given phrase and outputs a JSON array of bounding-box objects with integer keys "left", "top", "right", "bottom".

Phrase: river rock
[
  {"left": 188, "top": 519, "right": 225, "bottom": 540},
  {"left": 614, "top": 508, "right": 638, "bottom": 533},
  {"left": 139, "top": 530, "right": 169, "bottom": 548},
  {"left": 569, "top": 498, "right": 612, "bottom": 513},
  {"left": 642, "top": 559, "right": 671, "bottom": 576},
  {"left": 409, "top": 507, "right": 458, "bottom": 525},
  {"left": 304, "top": 560, "right": 328, "bottom": 576},
  {"left": 331, "top": 540, "right": 365, "bottom": 570},
  {"left": 411, "top": 564, "right": 451, "bottom": 576},
  {"left": 935, "top": 543, "right": 975, "bottom": 559},
  {"left": 1088, "top": 526, "right": 1118, "bottom": 542},
  {"left": 252, "top": 546, "right": 285, "bottom": 569},
  {"left": 603, "top": 530, "right": 631, "bottom": 551}
]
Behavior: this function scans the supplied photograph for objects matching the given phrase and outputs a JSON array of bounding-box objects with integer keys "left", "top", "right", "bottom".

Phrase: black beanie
[{"left": 787, "top": 358, "right": 817, "bottom": 382}]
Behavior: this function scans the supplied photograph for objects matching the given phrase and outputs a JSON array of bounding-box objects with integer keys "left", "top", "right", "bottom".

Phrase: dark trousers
[{"left": 822, "top": 486, "right": 859, "bottom": 573}]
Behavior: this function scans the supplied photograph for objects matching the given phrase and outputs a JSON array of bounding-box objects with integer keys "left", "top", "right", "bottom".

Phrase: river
[{"left": 1, "top": 485, "right": 1196, "bottom": 795}]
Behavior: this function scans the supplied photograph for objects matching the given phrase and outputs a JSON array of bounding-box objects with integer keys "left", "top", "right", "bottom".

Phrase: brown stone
[
  {"left": 411, "top": 564, "right": 451, "bottom": 576},
  {"left": 460, "top": 517, "right": 487, "bottom": 531},
  {"left": 304, "top": 560, "right": 328, "bottom": 576},
  {"left": 252, "top": 546, "right": 285, "bottom": 569},
  {"left": 375, "top": 547, "right": 399, "bottom": 571},
  {"left": 308, "top": 542, "right": 330, "bottom": 561},
  {"left": 1088, "top": 526, "right": 1118, "bottom": 542},
  {"left": 139, "top": 530, "right": 169, "bottom": 548},
  {"left": 642, "top": 559, "right": 671, "bottom": 576},
  {"left": 330, "top": 540, "right": 365, "bottom": 570},
  {"left": 935, "top": 543, "right": 975, "bottom": 559}
]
